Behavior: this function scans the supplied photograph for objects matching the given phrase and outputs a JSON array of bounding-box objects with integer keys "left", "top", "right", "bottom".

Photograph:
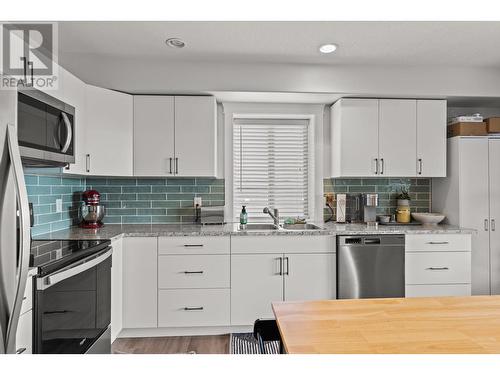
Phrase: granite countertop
[{"left": 33, "top": 222, "right": 475, "bottom": 241}]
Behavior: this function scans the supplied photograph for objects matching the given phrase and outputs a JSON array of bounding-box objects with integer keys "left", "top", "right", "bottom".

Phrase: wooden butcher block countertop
[{"left": 272, "top": 296, "right": 500, "bottom": 354}]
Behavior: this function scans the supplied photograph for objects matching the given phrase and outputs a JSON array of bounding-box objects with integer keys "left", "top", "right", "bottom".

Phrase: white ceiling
[{"left": 59, "top": 21, "right": 500, "bottom": 67}]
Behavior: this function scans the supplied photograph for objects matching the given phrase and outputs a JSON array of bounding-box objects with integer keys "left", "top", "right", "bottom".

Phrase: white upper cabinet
[
  {"left": 378, "top": 99, "right": 417, "bottom": 177},
  {"left": 133, "top": 96, "right": 175, "bottom": 176},
  {"left": 331, "top": 98, "right": 446, "bottom": 177},
  {"left": 416, "top": 100, "right": 447, "bottom": 177},
  {"left": 174, "top": 96, "right": 217, "bottom": 177},
  {"left": 331, "top": 99, "right": 379, "bottom": 177},
  {"left": 84, "top": 85, "right": 133, "bottom": 176},
  {"left": 133, "top": 95, "right": 217, "bottom": 177}
]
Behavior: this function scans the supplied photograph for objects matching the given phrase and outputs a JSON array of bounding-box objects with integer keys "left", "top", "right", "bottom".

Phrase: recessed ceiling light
[
  {"left": 319, "top": 44, "right": 337, "bottom": 54},
  {"left": 165, "top": 38, "right": 186, "bottom": 48}
]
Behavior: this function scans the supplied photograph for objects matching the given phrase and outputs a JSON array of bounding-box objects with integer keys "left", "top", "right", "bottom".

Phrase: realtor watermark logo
[{"left": 0, "top": 22, "right": 59, "bottom": 90}]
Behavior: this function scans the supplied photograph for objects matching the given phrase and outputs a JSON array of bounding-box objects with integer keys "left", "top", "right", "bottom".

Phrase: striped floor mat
[{"left": 230, "top": 333, "right": 280, "bottom": 354}]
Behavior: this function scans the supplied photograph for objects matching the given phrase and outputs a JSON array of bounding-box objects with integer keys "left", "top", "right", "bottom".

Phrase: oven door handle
[{"left": 37, "top": 248, "right": 112, "bottom": 291}]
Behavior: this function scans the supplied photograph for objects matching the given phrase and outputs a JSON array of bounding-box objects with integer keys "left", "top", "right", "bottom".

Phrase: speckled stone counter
[{"left": 33, "top": 222, "right": 475, "bottom": 241}]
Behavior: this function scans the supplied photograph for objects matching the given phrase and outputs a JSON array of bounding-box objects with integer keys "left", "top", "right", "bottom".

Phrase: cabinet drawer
[
  {"left": 158, "top": 236, "right": 230, "bottom": 255},
  {"left": 406, "top": 252, "right": 471, "bottom": 284},
  {"left": 405, "top": 234, "right": 471, "bottom": 252},
  {"left": 231, "top": 235, "right": 335, "bottom": 254},
  {"left": 406, "top": 284, "right": 471, "bottom": 298},
  {"left": 158, "top": 255, "right": 229, "bottom": 289},
  {"left": 158, "top": 289, "right": 230, "bottom": 327}
]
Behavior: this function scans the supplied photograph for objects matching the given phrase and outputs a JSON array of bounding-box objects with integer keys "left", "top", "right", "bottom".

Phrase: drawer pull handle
[
  {"left": 184, "top": 307, "right": 204, "bottom": 311},
  {"left": 16, "top": 348, "right": 26, "bottom": 354},
  {"left": 184, "top": 244, "right": 204, "bottom": 247},
  {"left": 426, "top": 267, "right": 449, "bottom": 271},
  {"left": 183, "top": 271, "right": 204, "bottom": 274},
  {"left": 426, "top": 242, "right": 449, "bottom": 245}
]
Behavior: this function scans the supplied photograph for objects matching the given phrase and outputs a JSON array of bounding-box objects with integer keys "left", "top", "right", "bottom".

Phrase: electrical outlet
[
  {"left": 55, "top": 249, "right": 62, "bottom": 259},
  {"left": 194, "top": 197, "right": 202, "bottom": 207},
  {"left": 56, "top": 198, "right": 63, "bottom": 213}
]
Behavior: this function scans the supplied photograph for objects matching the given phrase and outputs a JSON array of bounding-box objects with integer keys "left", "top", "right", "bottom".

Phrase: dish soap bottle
[{"left": 240, "top": 205, "right": 248, "bottom": 229}]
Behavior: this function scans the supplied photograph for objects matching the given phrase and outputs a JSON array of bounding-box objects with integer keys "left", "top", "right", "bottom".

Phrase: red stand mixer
[{"left": 79, "top": 189, "right": 106, "bottom": 228}]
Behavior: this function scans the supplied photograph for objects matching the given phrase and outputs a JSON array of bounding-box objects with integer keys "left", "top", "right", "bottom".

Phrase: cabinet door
[
  {"left": 379, "top": 99, "right": 417, "bottom": 177},
  {"left": 122, "top": 237, "right": 157, "bottom": 328},
  {"left": 111, "top": 237, "right": 123, "bottom": 342},
  {"left": 416, "top": 100, "right": 447, "bottom": 177},
  {"left": 231, "top": 254, "right": 283, "bottom": 326},
  {"left": 174, "top": 96, "right": 217, "bottom": 177},
  {"left": 489, "top": 139, "right": 500, "bottom": 294},
  {"left": 284, "top": 253, "right": 336, "bottom": 301},
  {"left": 16, "top": 310, "right": 32, "bottom": 354},
  {"left": 331, "top": 99, "right": 379, "bottom": 177},
  {"left": 85, "top": 85, "right": 133, "bottom": 176},
  {"left": 459, "top": 138, "right": 490, "bottom": 295},
  {"left": 61, "top": 69, "right": 87, "bottom": 175},
  {"left": 134, "top": 96, "right": 175, "bottom": 176}
]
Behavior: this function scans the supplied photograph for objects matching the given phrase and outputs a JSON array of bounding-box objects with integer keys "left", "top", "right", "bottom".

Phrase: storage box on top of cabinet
[{"left": 330, "top": 98, "right": 446, "bottom": 177}]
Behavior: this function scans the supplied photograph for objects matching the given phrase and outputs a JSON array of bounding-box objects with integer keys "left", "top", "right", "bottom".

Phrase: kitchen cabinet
[
  {"left": 133, "top": 96, "right": 175, "bottom": 176},
  {"left": 416, "top": 100, "right": 447, "bottom": 177},
  {"left": 433, "top": 137, "right": 494, "bottom": 295},
  {"left": 405, "top": 234, "right": 472, "bottom": 297},
  {"left": 378, "top": 99, "right": 416, "bottom": 176},
  {"left": 230, "top": 236, "right": 336, "bottom": 326},
  {"left": 331, "top": 98, "right": 446, "bottom": 177},
  {"left": 15, "top": 269, "right": 36, "bottom": 354},
  {"left": 111, "top": 237, "right": 123, "bottom": 342},
  {"left": 122, "top": 237, "right": 157, "bottom": 328},
  {"left": 84, "top": 84, "right": 133, "bottom": 176},
  {"left": 133, "top": 95, "right": 217, "bottom": 177}
]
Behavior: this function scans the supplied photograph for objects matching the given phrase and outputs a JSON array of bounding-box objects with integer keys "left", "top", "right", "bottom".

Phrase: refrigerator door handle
[{"left": 3, "top": 124, "right": 31, "bottom": 354}]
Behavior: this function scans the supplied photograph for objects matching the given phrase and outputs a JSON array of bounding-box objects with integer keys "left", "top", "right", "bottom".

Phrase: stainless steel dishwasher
[{"left": 337, "top": 235, "right": 405, "bottom": 299}]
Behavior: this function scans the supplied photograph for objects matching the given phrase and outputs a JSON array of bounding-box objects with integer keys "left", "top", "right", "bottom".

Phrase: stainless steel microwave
[{"left": 18, "top": 89, "right": 75, "bottom": 166}]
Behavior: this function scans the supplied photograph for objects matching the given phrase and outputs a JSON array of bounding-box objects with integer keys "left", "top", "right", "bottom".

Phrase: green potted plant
[{"left": 397, "top": 187, "right": 411, "bottom": 207}]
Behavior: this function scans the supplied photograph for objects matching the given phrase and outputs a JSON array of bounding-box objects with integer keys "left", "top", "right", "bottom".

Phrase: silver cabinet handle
[
  {"left": 4, "top": 124, "right": 31, "bottom": 354},
  {"left": 20, "top": 56, "right": 27, "bottom": 83},
  {"left": 276, "top": 257, "right": 283, "bottom": 275},
  {"left": 183, "top": 244, "right": 204, "bottom": 247},
  {"left": 492, "top": 219, "right": 496, "bottom": 231},
  {"left": 380, "top": 158, "right": 384, "bottom": 175},
  {"left": 426, "top": 267, "right": 449, "bottom": 271},
  {"left": 16, "top": 348, "right": 26, "bottom": 354},
  {"left": 28, "top": 60, "right": 34, "bottom": 86},
  {"left": 418, "top": 158, "right": 423, "bottom": 175},
  {"left": 183, "top": 307, "right": 204, "bottom": 311},
  {"left": 374, "top": 158, "right": 379, "bottom": 175},
  {"left": 86, "top": 154, "right": 90, "bottom": 173},
  {"left": 485, "top": 219, "right": 489, "bottom": 231},
  {"left": 175, "top": 157, "right": 179, "bottom": 174},
  {"left": 169, "top": 157, "right": 173, "bottom": 174},
  {"left": 427, "top": 241, "right": 449, "bottom": 245},
  {"left": 284, "top": 257, "right": 289, "bottom": 275},
  {"left": 60, "top": 112, "right": 73, "bottom": 153},
  {"left": 183, "top": 271, "right": 204, "bottom": 274}
]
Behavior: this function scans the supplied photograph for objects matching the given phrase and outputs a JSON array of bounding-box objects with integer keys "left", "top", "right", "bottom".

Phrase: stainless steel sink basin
[
  {"left": 239, "top": 223, "right": 280, "bottom": 231},
  {"left": 282, "top": 223, "right": 323, "bottom": 230}
]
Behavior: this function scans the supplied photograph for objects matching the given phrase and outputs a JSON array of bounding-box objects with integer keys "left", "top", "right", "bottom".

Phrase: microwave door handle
[
  {"left": 60, "top": 112, "right": 72, "bottom": 153},
  {"left": 2, "top": 124, "right": 31, "bottom": 354},
  {"left": 37, "top": 248, "right": 113, "bottom": 291}
]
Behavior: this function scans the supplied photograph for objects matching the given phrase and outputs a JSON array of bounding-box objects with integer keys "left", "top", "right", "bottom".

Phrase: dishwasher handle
[{"left": 364, "top": 238, "right": 381, "bottom": 245}]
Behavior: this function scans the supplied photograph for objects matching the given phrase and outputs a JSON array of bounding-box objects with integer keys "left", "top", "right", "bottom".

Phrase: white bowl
[{"left": 411, "top": 212, "right": 445, "bottom": 225}]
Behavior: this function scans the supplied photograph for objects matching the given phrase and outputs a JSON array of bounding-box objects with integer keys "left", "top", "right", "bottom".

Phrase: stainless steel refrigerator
[{"left": 0, "top": 87, "right": 31, "bottom": 354}]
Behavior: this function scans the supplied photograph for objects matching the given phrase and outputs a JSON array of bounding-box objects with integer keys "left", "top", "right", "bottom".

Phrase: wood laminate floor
[{"left": 112, "top": 335, "right": 230, "bottom": 354}]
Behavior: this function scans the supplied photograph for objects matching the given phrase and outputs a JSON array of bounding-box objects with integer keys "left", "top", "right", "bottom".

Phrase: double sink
[{"left": 239, "top": 223, "right": 323, "bottom": 231}]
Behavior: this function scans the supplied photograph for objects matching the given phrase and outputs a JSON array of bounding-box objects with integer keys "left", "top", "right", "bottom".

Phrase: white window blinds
[{"left": 233, "top": 118, "right": 310, "bottom": 222}]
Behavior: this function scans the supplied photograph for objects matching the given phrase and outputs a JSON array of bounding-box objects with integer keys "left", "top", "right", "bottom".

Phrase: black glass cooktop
[{"left": 30, "top": 239, "right": 111, "bottom": 275}]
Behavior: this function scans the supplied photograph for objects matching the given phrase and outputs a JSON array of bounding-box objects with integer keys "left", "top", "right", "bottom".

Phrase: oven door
[{"left": 34, "top": 248, "right": 112, "bottom": 354}]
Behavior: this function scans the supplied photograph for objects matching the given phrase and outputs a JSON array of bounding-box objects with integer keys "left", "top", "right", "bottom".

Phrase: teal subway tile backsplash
[{"left": 323, "top": 178, "right": 431, "bottom": 221}]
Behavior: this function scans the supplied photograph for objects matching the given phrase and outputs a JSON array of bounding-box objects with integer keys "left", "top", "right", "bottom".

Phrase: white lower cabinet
[
  {"left": 122, "top": 237, "right": 157, "bottom": 328},
  {"left": 405, "top": 234, "right": 472, "bottom": 298},
  {"left": 111, "top": 237, "right": 123, "bottom": 341},
  {"left": 158, "top": 289, "right": 230, "bottom": 327},
  {"left": 231, "top": 254, "right": 284, "bottom": 325},
  {"left": 15, "top": 310, "right": 32, "bottom": 354}
]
